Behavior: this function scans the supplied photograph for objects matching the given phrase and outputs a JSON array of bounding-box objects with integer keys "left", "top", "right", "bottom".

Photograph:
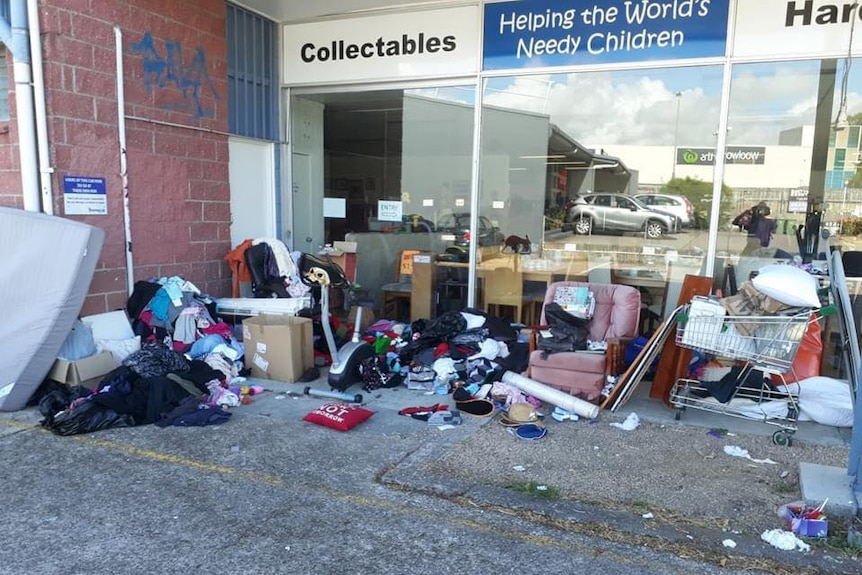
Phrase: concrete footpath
[{"left": 0, "top": 376, "right": 860, "bottom": 575}]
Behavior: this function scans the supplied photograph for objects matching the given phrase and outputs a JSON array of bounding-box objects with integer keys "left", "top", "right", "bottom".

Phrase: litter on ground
[
  {"left": 760, "top": 529, "right": 811, "bottom": 552},
  {"left": 609, "top": 412, "right": 640, "bottom": 431},
  {"left": 723, "top": 445, "right": 778, "bottom": 465}
]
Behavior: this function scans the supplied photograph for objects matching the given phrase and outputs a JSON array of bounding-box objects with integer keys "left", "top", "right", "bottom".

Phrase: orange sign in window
[{"left": 400, "top": 250, "right": 420, "bottom": 278}]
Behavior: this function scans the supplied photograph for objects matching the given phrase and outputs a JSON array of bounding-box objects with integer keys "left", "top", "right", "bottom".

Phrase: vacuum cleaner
[{"left": 298, "top": 253, "right": 375, "bottom": 392}]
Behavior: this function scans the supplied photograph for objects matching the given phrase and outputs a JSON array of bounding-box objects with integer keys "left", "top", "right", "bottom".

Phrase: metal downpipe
[{"left": 10, "top": 0, "right": 39, "bottom": 212}]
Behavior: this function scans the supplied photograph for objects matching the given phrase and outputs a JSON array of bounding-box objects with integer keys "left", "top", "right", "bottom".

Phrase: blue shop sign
[{"left": 483, "top": 0, "right": 729, "bottom": 70}]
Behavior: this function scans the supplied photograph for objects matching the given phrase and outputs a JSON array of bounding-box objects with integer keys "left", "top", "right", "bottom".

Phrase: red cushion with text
[{"left": 302, "top": 403, "right": 374, "bottom": 432}]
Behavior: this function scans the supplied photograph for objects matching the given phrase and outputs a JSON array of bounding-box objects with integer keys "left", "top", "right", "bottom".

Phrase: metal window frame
[{"left": 226, "top": 2, "right": 278, "bottom": 141}]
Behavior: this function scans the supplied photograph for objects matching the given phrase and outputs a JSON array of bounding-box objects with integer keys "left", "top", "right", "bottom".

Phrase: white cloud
[{"left": 478, "top": 62, "right": 855, "bottom": 147}]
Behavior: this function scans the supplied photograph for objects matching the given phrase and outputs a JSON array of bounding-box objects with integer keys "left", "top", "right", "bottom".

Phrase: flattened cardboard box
[
  {"left": 242, "top": 315, "right": 313, "bottom": 383},
  {"left": 48, "top": 351, "right": 115, "bottom": 389}
]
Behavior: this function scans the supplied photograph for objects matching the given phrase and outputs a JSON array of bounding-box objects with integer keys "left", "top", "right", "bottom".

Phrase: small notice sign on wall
[{"left": 63, "top": 176, "right": 107, "bottom": 215}]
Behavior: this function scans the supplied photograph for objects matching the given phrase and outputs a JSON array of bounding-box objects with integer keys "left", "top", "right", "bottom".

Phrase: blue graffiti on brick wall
[{"left": 131, "top": 32, "right": 220, "bottom": 121}]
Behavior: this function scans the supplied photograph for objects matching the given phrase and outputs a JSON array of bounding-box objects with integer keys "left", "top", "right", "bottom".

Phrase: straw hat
[{"left": 499, "top": 403, "right": 542, "bottom": 427}]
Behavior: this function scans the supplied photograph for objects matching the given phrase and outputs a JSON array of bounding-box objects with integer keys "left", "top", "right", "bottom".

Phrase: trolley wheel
[
  {"left": 772, "top": 430, "right": 793, "bottom": 447},
  {"left": 674, "top": 406, "right": 684, "bottom": 421}
]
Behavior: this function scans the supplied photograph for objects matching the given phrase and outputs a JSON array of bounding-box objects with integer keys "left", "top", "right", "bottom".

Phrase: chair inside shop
[
  {"left": 380, "top": 249, "right": 420, "bottom": 321},
  {"left": 483, "top": 257, "right": 524, "bottom": 323}
]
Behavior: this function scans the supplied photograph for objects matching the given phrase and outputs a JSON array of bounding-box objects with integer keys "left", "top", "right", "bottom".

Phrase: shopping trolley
[{"left": 669, "top": 298, "right": 825, "bottom": 446}]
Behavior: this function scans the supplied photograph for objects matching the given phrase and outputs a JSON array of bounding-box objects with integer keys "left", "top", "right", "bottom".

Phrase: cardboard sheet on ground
[{"left": 0, "top": 208, "right": 104, "bottom": 411}]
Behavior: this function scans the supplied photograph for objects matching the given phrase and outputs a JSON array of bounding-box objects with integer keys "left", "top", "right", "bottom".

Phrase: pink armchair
[{"left": 528, "top": 281, "right": 641, "bottom": 402}]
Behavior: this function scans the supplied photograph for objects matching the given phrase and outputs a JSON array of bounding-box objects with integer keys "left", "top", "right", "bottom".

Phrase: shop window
[
  {"left": 478, "top": 67, "right": 721, "bottom": 325},
  {"left": 726, "top": 59, "right": 862, "bottom": 265},
  {"left": 290, "top": 85, "right": 476, "bottom": 318},
  {"left": 226, "top": 3, "right": 277, "bottom": 140}
]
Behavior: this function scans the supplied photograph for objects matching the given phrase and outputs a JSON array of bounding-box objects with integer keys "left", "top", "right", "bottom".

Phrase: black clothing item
[
  {"left": 494, "top": 342, "right": 530, "bottom": 374},
  {"left": 90, "top": 375, "right": 202, "bottom": 425},
  {"left": 155, "top": 396, "right": 231, "bottom": 427},
  {"left": 42, "top": 400, "right": 134, "bottom": 436},
  {"left": 703, "top": 366, "right": 773, "bottom": 403},
  {"left": 127, "top": 280, "right": 161, "bottom": 321}
]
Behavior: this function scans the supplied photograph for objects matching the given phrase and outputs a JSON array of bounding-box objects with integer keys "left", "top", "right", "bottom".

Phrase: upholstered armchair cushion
[{"left": 528, "top": 281, "right": 641, "bottom": 401}]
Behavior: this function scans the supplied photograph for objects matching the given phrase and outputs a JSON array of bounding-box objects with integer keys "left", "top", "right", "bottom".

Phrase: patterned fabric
[{"left": 122, "top": 343, "right": 190, "bottom": 378}]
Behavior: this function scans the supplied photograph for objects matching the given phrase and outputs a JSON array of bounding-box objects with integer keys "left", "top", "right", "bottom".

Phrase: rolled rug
[{"left": 501, "top": 371, "right": 599, "bottom": 420}]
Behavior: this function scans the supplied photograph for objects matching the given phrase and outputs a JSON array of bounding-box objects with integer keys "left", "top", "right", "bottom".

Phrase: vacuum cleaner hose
[{"left": 303, "top": 386, "right": 363, "bottom": 404}]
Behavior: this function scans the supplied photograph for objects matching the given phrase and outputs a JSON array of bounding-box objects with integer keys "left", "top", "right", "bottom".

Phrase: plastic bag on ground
[
  {"left": 796, "top": 376, "right": 854, "bottom": 427},
  {"left": 57, "top": 319, "right": 98, "bottom": 361}
]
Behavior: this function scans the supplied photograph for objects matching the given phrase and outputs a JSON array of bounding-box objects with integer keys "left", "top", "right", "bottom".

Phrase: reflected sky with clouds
[{"left": 414, "top": 60, "right": 862, "bottom": 149}]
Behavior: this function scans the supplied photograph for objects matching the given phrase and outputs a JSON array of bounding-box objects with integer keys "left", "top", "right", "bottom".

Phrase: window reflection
[
  {"left": 477, "top": 68, "right": 721, "bottom": 327},
  {"left": 290, "top": 86, "right": 476, "bottom": 318},
  {"left": 725, "top": 59, "right": 861, "bottom": 265}
]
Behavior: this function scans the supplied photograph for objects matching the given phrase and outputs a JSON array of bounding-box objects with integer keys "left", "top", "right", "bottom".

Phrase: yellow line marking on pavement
[
  {"left": 78, "top": 436, "right": 287, "bottom": 487},
  {"left": 64, "top": 436, "right": 607, "bottom": 558},
  {"left": 0, "top": 420, "right": 38, "bottom": 430},
  {"left": 2, "top": 426, "right": 763, "bottom": 572}
]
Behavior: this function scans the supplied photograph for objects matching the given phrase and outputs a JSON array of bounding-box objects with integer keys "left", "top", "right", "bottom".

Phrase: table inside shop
[
  {"left": 613, "top": 267, "right": 669, "bottom": 335},
  {"left": 409, "top": 255, "right": 588, "bottom": 321}
]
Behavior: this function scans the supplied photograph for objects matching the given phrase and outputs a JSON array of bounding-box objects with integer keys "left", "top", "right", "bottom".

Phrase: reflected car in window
[
  {"left": 634, "top": 193, "right": 694, "bottom": 228},
  {"left": 566, "top": 193, "right": 679, "bottom": 239},
  {"left": 436, "top": 212, "right": 505, "bottom": 247}
]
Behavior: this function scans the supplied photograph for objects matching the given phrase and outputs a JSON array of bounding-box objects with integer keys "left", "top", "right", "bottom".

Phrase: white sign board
[
  {"left": 283, "top": 6, "right": 480, "bottom": 86},
  {"left": 734, "top": 0, "right": 862, "bottom": 59},
  {"left": 323, "top": 197, "right": 346, "bottom": 218},
  {"left": 377, "top": 200, "right": 403, "bottom": 222}
]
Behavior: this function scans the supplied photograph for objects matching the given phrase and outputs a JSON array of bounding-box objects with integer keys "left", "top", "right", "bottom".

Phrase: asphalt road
[{"left": 0, "top": 381, "right": 802, "bottom": 575}]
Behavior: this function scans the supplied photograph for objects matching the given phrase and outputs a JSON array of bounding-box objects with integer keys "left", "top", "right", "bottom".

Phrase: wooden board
[
  {"left": 649, "top": 274, "right": 713, "bottom": 405},
  {"left": 601, "top": 308, "right": 680, "bottom": 412}
]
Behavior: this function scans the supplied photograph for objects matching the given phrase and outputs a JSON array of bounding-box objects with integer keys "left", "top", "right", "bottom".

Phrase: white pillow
[{"left": 751, "top": 264, "right": 820, "bottom": 308}]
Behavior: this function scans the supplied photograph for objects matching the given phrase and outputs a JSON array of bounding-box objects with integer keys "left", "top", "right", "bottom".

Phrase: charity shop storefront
[{"left": 276, "top": 0, "right": 861, "bottom": 325}]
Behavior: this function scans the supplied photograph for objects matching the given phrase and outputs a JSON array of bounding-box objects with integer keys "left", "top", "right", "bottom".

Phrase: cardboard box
[
  {"left": 786, "top": 506, "right": 829, "bottom": 538},
  {"left": 81, "top": 310, "right": 135, "bottom": 340},
  {"left": 48, "top": 351, "right": 116, "bottom": 389},
  {"left": 242, "top": 315, "right": 314, "bottom": 383}
]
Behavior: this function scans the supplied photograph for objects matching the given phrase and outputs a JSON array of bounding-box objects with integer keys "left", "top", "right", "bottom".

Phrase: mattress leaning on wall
[{"left": 0, "top": 208, "right": 104, "bottom": 411}]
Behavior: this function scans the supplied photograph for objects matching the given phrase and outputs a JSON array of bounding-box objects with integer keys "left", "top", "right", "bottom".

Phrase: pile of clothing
[
  {"left": 358, "top": 308, "right": 531, "bottom": 395},
  {"left": 39, "top": 344, "right": 236, "bottom": 436},
  {"left": 127, "top": 276, "right": 243, "bottom": 360}
]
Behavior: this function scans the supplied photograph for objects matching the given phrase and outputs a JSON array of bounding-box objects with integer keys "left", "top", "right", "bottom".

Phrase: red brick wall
[
  {"left": 36, "top": 0, "right": 231, "bottom": 314},
  {"left": 0, "top": 48, "right": 23, "bottom": 209}
]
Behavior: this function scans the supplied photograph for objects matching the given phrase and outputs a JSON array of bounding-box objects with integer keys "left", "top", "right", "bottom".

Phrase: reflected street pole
[
  {"left": 671, "top": 91, "right": 682, "bottom": 181},
  {"left": 841, "top": 179, "right": 848, "bottom": 234}
]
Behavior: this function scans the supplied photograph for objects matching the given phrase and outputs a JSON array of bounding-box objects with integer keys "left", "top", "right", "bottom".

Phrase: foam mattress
[{"left": 0, "top": 208, "right": 104, "bottom": 411}]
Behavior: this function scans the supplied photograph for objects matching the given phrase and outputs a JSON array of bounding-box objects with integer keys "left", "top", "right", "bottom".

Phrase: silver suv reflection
[{"left": 566, "top": 193, "right": 678, "bottom": 239}]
